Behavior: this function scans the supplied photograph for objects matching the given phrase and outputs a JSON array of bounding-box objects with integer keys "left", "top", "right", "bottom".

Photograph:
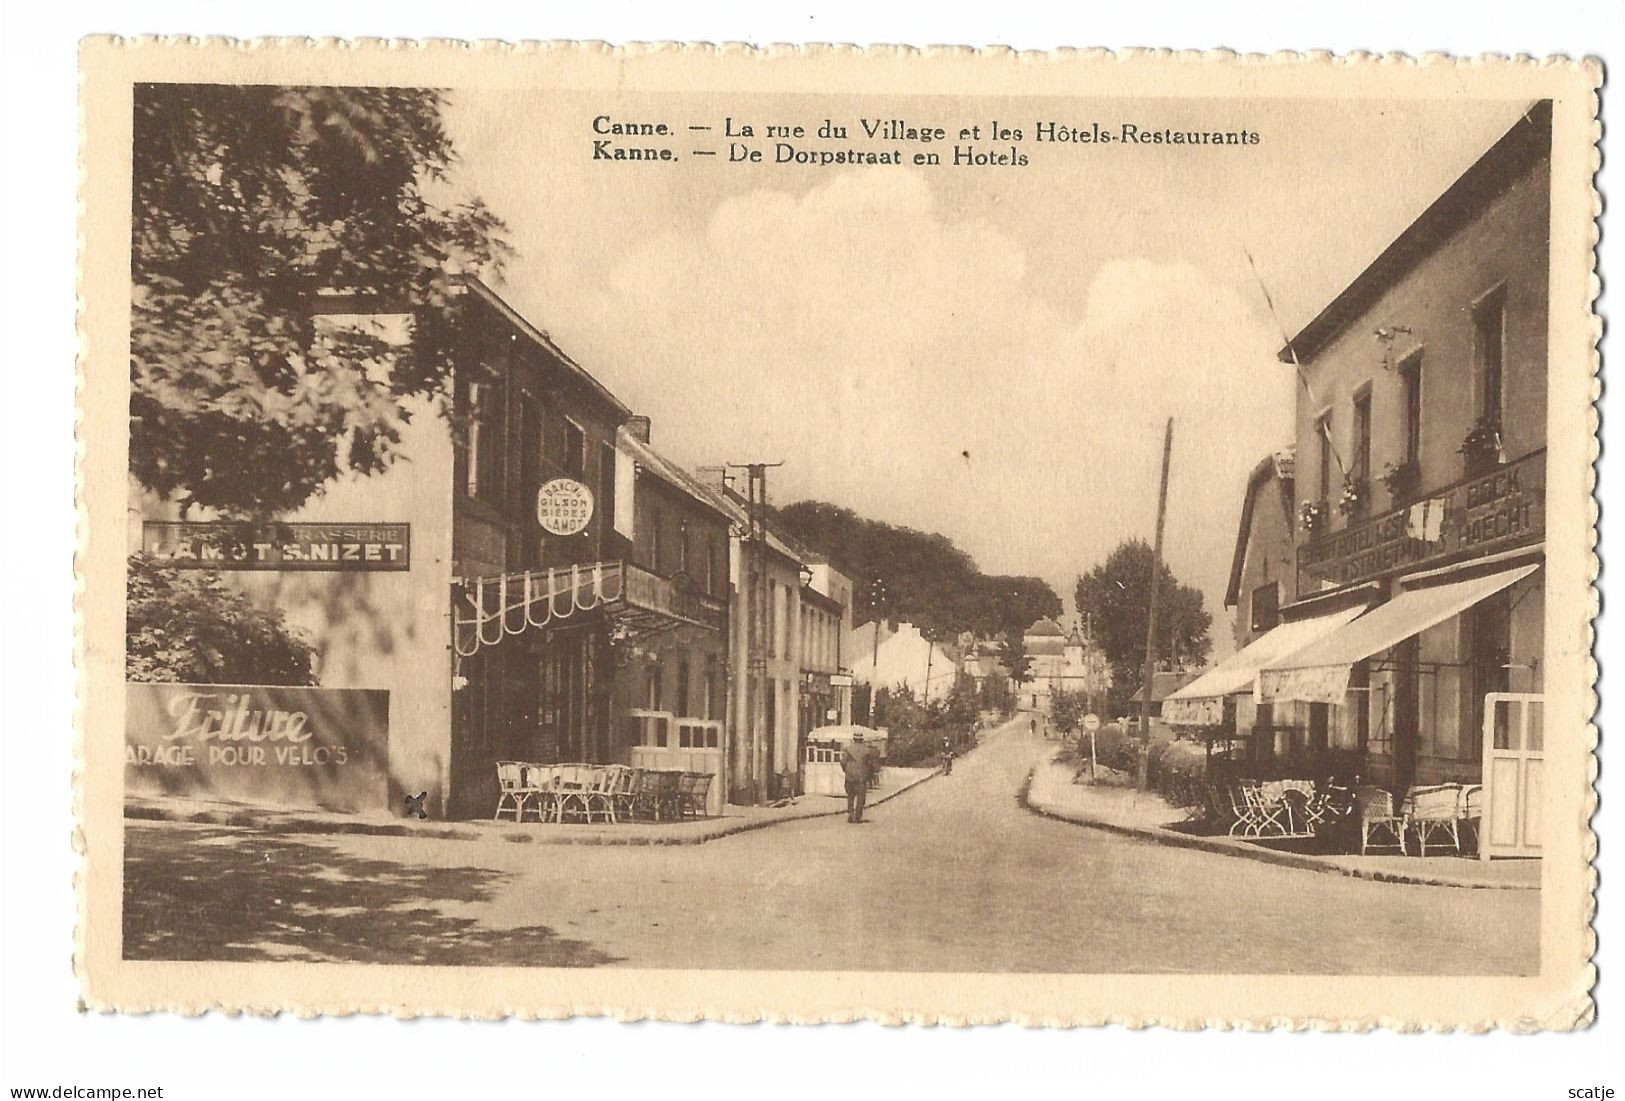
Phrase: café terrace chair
[
  {"left": 494, "top": 760, "right": 531, "bottom": 822},
  {"left": 614, "top": 767, "right": 645, "bottom": 822},
  {"left": 1225, "top": 783, "right": 1261, "bottom": 837},
  {"left": 1355, "top": 785, "right": 1407, "bottom": 856},
  {"left": 584, "top": 765, "right": 626, "bottom": 825},
  {"left": 553, "top": 763, "right": 594, "bottom": 823},
  {"left": 678, "top": 772, "right": 714, "bottom": 819},
  {"left": 1404, "top": 783, "right": 1469, "bottom": 857},
  {"left": 520, "top": 762, "right": 560, "bottom": 823},
  {"left": 1460, "top": 784, "right": 1485, "bottom": 855},
  {"left": 1242, "top": 779, "right": 1292, "bottom": 838},
  {"left": 648, "top": 770, "right": 683, "bottom": 821}
]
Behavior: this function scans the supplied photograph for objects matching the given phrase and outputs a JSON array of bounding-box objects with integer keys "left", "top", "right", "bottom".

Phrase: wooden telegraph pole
[
  {"left": 1138, "top": 418, "right": 1174, "bottom": 791},
  {"left": 729, "top": 460, "right": 783, "bottom": 804}
]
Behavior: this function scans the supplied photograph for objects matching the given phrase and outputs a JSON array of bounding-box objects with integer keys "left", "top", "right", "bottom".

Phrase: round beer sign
[
  {"left": 1082, "top": 713, "right": 1101, "bottom": 732},
  {"left": 536, "top": 478, "right": 595, "bottom": 536}
]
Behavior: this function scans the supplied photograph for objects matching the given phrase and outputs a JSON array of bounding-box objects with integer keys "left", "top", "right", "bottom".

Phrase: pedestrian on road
[
  {"left": 1029, "top": 716, "right": 1036, "bottom": 736},
  {"left": 841, "top": 731, "right": 876, "bottom": 823},
  {"left": 941, "top": 732, "right": 955, "bottom": 776}
]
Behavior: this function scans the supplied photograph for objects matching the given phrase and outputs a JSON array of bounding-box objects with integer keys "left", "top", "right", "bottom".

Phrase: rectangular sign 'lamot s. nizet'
[{"left": 77, "top": 41, "right": 1599, "bottom": 1028}]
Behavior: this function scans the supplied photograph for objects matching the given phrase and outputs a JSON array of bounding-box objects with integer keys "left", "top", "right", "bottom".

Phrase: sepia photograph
[{"left": 72, "top": 41, "right": 1598, "bottom": 1026}]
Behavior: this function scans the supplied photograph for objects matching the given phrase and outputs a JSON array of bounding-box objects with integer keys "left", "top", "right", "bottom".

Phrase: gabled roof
[
  {"left": 1280, "top": 101, "right": 1551, "bottom": 366},
  {"left": 709, "top": 484, "right": 806, "bottom": 568},
  {"left": 1128, "top": 670, "right": 1205, "bottom": 704},
  {"left": 1025, "top": 617, "right": 1065, "bottom": 638},
  {"left": 615, "top": 427, "right": 735, "bottom": 525},
  {"left": 461, "top": 277, "right": 633, "bottom": 419},
  {"left": 1225, "top": 448, "right": 1296, "bottom": 609}
]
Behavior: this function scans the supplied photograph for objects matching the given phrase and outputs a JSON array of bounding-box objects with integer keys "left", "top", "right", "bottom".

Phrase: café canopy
[
  {"left": 1161, "top": 602, "right": 1369, "bottom": 726},
  {"left": 1257, "top": 562, "right": 1539, "bottom": 705}
]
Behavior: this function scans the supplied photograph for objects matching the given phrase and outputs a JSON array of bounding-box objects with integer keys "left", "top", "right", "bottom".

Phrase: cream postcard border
[{"left": 76, "top": 40, "right": 1602, "bottom": 1027}]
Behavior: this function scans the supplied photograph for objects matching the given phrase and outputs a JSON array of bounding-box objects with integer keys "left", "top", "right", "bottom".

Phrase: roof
[
  {"left": 710, "top": 484, "right": 806, "bottom": 568},
  {"left": 1279, "top": 101, "right": 1551, "bottom": 366},
  {"left": 461, "top": 277, "right": 633, "bottom": 419},
  {"left": 1128, "top": 670, "right": 1204, "bottom": 704},
  {"left": 615, "top": 428, "right": 735, "bottom": 525},
  {"left": 1025, "top": 617, "right": 1065, "bottom": 638},
  {"left": 1027, "top": 639, "right": 1066, "bottom": 657},
  {"left": 1224, "top": 448, "right": 1296, "bottom": 609}
]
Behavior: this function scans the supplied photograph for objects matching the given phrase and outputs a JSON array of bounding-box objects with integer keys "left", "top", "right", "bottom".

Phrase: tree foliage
[
  {"left": 131, "top": 84, "right": 509, "bottom": 516},
  {"left": 126, "top": 555, "right": 318, "bottom": 685},
  {"left": 1001, "top": 630, "right": 1035, "bottom": 686},
  {"left": 771, "top": 500, "right": 1061, "bottom": 639},
  {"left": 1074, "top": 539, "right": 1212, "bottom": 704},
  {"left": 1049, "top": 688, "right": 1091, "bottom": 736}
]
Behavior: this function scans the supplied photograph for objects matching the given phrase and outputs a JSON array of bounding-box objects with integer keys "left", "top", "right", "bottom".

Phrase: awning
[
  {"left": 1257, "top": 562, "right": 1540, "bottom": 704},
  {"left": 1161, "top": 602, "right": 1369, "bottom": 725}
]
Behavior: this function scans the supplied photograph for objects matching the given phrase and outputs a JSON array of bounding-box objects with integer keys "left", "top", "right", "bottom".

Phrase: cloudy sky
[{"left": 443, "top": 91, "right": 1528, "bottom": 653}]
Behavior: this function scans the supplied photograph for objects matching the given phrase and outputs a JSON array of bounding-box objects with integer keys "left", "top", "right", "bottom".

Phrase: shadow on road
[{"left": 123, "top": 826, "right": 620, "bottom": 967}]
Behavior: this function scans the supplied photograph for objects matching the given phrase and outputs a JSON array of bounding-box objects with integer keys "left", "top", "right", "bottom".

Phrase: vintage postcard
[{"left": 77, "top": 40, "right": 1600, "bottom": 1026}]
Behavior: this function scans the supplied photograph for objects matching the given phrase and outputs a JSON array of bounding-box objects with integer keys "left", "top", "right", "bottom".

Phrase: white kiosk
[{"left": 804, "top": 724, "right": 888, "bottom": 796}]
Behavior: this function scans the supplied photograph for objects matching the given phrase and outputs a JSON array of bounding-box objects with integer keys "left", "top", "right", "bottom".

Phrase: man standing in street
[
  {"left": 941, "top": 731, "right": 954, "bottom": 776},
  {"left": 842, "top": 731, "right": 875, "bottom": 823}
]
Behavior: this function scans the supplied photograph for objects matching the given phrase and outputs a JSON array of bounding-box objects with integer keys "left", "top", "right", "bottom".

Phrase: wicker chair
[
  {"left": 520, "top": 762, "right": 559, "bottom": 823},
  {"left": 494, "top": 760, "right": 531, "bottom": 822},
  {"left": 1355, "top": 785, "right": 1407, "bottom": 855},
  {"left": 1404, "top": 783, "right": 1469, "bottom": 857},
  {"left": 678, "top": 772, "right": 714, "bottom": 819}
]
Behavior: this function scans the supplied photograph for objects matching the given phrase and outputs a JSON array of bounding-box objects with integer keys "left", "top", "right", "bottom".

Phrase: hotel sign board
[
  {"left": 142, "top": 521, "right": 410, "bottom": 571},
  {"left": 1297, "top": 450, "right": 1544, "bottom": 592}
]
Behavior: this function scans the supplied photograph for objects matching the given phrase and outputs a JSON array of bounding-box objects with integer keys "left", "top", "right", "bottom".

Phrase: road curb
[
  {"left": 125, "top": 767, "right": 943, "bottom": 847},
  {"left": 1019, "top": 768, "right": 1536, "bottom": 891}
]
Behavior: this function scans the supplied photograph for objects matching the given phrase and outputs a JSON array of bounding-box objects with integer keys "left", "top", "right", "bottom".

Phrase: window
[
  {"left": 679, "top": 519, "right": 690, "bottom": 574},
  {"left": 465, "top": 378, "right": 505, "bottom": 500},
  {"left": 1466, "top": 590, "right": 1512, "bottom": 758},
  {"left": 564, "top": 419, "right": 586, "bottom": 477},
  {"left": 1250, "top": 582, "right": 1280, "bottom": 633},
  {"left": 1315, "top": 412, "right": 1333, "bottom": 500},
  {"left": 649, "top": 507, "right": 663, "bottom": 573},
  {"left": 1474, "top": 287, "right": 1506, "bottom": 423},
  {"left": 1399, "top": 351, "right": 1423, "bottom": 465},
  {"left": 704, "top": 656, "right": 721, "bottom": 720},
  {"left": 599, "top": 443, "right": 616, "bottom": 552},
  {"left": 767, "top": 581, "right": 778, "bottom": 657},
  {"left": 707, "top": 538, "right": 722, "bottom": 596},
  {"left": 1352, "top": 387, "right": 1372, "bottom": 485},
  {"left": 676, "top": 659, "right": 691, "bottom": 718},
  {"left": 644, "top": 663, "right": 662, "bottom": 710}
]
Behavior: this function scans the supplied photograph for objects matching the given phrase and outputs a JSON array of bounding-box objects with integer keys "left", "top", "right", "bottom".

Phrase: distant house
[
  {"left": 1019, "top": 617, "right": 1112, "bottom": 715},
  {"left": 846, "top": 620, "right": 958, "bottom": 704},
  {"left": 1127, "top": 670, "right": 1205, "bottom": 718}
]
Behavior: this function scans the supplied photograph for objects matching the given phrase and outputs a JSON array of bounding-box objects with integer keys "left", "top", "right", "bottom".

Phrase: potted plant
[
  {"left": 1381, "top": 459, "right": 1422, "bottom": 504},
  {"left": 1459, "top": 416, "right": 1505, "bottom": 477},
  {"left": 1337, "top": 475, "right": 1369, "bottom": 517},
  {"left": 1299, "top": 499, "right": 1328, "bottom": 536}
]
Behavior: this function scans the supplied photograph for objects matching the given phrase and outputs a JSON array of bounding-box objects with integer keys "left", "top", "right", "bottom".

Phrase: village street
[{"left": 124, "top": 717, "right": 1539, "bottom": 974}]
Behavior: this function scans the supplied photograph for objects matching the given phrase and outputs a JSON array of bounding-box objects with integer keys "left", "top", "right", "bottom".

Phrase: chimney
[{"left": 625, "top": 415, "right": 652, "bottom": 444}]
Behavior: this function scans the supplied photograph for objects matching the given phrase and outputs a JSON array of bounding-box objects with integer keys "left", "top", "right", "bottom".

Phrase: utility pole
[
  {"left": 1138, "top": 417, "right": 1174, "bottom": 791},
  {"left": 728, "top": 460, "right": 782, "bottom": 804}
]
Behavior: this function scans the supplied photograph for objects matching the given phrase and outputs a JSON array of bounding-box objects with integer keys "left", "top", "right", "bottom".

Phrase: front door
[{"left": 1480, "top": 692, "right": 1543, "bottom": 860}]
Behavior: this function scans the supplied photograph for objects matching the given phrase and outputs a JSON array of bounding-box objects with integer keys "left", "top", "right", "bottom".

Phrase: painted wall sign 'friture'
[
  {"left": 537, "top": 477, "right": 596, "bottom": 536},
  {"left": 141, "top": 521, "right": 411, "bottom": 571},
  {"left": 125, "top": 682, "right": 392, "bottom": 813}
]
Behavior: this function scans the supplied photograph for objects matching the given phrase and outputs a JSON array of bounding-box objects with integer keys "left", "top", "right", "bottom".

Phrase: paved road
[{"left": 124, "top": 718, "right": 1539, "bottom": 973}]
